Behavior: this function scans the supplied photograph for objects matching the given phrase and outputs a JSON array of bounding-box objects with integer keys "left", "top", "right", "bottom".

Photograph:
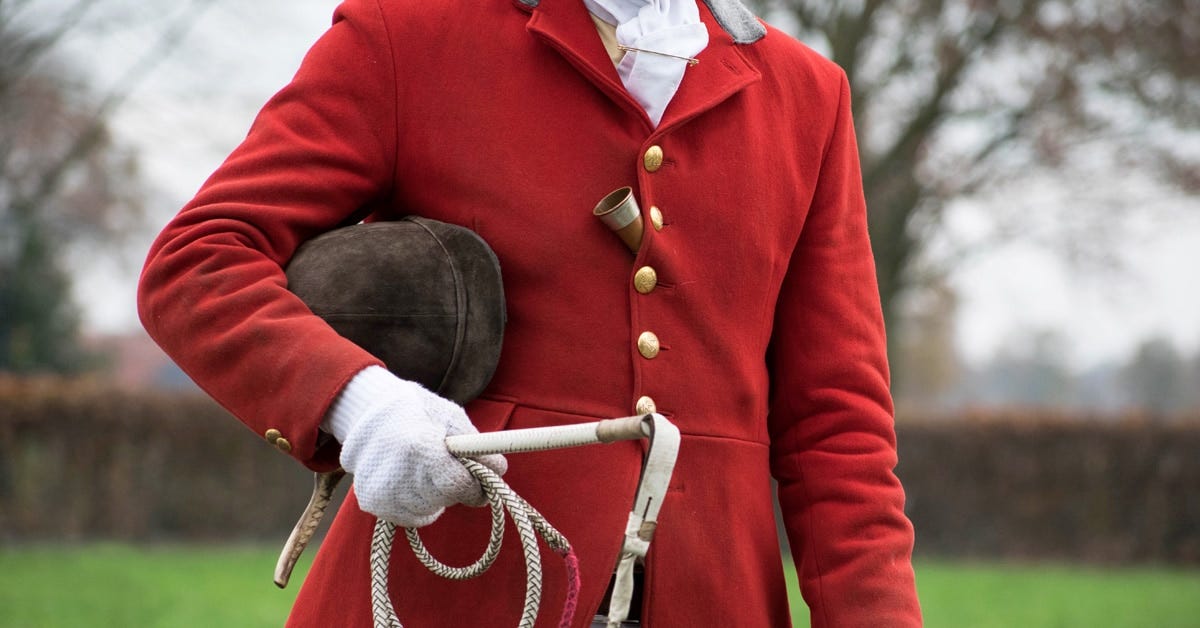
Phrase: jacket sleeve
[
  {"left": 137, "top": 0, "right": 394, "bottom": 470},
  {"left": 766, "top": 70, "right": 922, "bottom": 627}
]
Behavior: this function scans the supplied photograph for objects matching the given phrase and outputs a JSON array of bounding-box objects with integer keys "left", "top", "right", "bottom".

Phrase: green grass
[
  {"left": 1, "top": 544, "right": 1198, "bottom": 627},
  {"left": 912, "top": 560, "right": 1200, "bottom": 628},
  {"left": 0, "top": 544, "right": 311, "bottom": 628}
]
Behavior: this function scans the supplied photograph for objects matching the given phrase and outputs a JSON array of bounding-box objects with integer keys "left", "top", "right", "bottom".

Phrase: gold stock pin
[{"left": 617, "top": 44, "right": 700, "bottom": 66}]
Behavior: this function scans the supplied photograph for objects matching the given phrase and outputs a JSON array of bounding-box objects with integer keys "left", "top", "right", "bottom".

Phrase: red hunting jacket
[{"left": 138, "top": 0, "right": 921, "bottom": 625}]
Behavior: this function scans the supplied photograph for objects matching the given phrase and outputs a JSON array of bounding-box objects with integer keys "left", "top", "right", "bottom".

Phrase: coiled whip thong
[{"left": 274, "top": 413, "right": 681, "bottom": 628}]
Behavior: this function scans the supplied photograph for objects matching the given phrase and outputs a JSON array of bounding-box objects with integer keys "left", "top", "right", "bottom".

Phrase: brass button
[
  {"left": 635, "top": 396, "right": 657, "bottom": 415},
  {"left": 643, "top": 145, "right": 664, "bottom": 172},
  {"left": 264, "top": 428, "right": 282, "bottom": 444},
  {"left": 637, "top": 331, "right": 660, "bottom": 359},
  {"left": 274, "top": 438, "right": 293, "bottom": 454},
  {"left": 633, "top": 266, "right": 658, "bottom": 294},
  {"left": 649, "top": 206, "right": 664, "bottom": 231}
]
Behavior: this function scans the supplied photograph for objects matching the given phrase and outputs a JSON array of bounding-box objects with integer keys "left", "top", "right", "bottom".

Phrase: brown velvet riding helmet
[{"left": 285, "top": 217, "right": 506, "bottom": 405}]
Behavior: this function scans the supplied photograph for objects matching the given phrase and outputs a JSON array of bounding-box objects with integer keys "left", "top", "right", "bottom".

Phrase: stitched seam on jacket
[
  {"left": 681, "top": 431, "right": 769, "bottom": 448},
  {"left": 368, "top": 0, "right": 400, "bottom": 202},
  {"left": 792, "top": 433, "right": 830, "bottom": 628},
  {"left": 785, "top": 72, "right": 848, "bottom": 628}
]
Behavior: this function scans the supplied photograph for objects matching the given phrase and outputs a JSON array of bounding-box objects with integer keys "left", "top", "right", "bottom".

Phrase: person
[{"left": 138, "top": 0, "right": 922, "bottom": 625}]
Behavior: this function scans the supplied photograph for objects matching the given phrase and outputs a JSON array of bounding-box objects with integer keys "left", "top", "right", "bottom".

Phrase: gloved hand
[{"left": 323, "top": 365, "right": 507, "bottom": 528}]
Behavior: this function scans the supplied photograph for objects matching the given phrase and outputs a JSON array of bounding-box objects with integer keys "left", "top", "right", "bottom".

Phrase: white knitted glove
[{"left": 323, "top": 365, "right": 507, "bottom": 528}]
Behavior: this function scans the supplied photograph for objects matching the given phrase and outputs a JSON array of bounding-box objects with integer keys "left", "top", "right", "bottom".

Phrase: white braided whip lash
[{"left": 369, "top": 458, "right": 571, "bottom": 628}]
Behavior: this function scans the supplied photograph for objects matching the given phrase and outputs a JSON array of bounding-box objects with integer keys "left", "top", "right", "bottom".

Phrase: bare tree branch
[
  {"left": 8, "top": 0, "right": 219, "bottom": 222},
  {"left": 746, "top": 0, "right": 1198, "bottom": 361}
]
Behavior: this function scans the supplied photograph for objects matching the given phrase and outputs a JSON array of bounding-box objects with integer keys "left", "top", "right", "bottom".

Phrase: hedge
[{"left": 2, "top": 378, "right": 1197, "bottom": 564}]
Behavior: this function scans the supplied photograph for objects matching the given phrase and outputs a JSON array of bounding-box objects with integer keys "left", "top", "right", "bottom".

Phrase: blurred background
[{"left": 2, "top": 0, "right": 1198, "bottom": 626}]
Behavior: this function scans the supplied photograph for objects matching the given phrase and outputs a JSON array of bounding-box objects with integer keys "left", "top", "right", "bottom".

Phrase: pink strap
[{"left": 557, "top": 547, "right": 581, "bottom": 628}]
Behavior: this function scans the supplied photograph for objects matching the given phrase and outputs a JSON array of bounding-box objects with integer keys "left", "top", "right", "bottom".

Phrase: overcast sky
[{"left": 39, "top": 0, "right": 1200, "bottom": 370}]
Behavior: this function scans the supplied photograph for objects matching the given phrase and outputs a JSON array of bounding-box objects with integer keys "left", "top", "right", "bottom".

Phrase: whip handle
[{"left": 445, "top": 415, "right": 650, "bottom": 457}]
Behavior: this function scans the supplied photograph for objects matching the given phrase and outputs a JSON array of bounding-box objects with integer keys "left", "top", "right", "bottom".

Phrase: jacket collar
[
  {"left": 515, "top": 0, "right": 765, "bottom": 43},
  {"left": 520, "top": 0, "right": 763, "bottom": 133}
]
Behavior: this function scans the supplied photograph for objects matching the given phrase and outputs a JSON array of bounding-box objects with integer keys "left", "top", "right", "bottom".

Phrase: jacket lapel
[
  {"left": 655, "top": 0, "right": 761, "bottom": 134},
  {"left": 522, "top": 0, "right": 650, "bottom": 124},
  {"left": 519, "top": 0, "right": 763, "bottom": 134}
]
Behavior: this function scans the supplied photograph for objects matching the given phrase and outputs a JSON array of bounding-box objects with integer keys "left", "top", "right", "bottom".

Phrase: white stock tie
[{"left": 582, "top": 0, "right": 709, "bottom": 127}]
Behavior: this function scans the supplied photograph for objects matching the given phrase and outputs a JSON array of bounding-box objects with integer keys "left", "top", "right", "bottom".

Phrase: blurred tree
[
  {"left": 1191, "top": 350, "right": 1200, "bottom": 412},
  {"left": 0, "top": 0, "right": 142, "bottom": 373},
  {"left": 749, "top": 0, "right": 1200, "bottom": 344},
  {"left": 0, "top": 0, "right": 213, "bottom": 373},
  {"left": 966, "top": 328, "right": 1076, "bottom": 407},
  {"left": 891, "top": 279, "right": 964, "bottom": 414},
  {"left": 1121, "top": 337, "right": 1191, "bottom": 416}
]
